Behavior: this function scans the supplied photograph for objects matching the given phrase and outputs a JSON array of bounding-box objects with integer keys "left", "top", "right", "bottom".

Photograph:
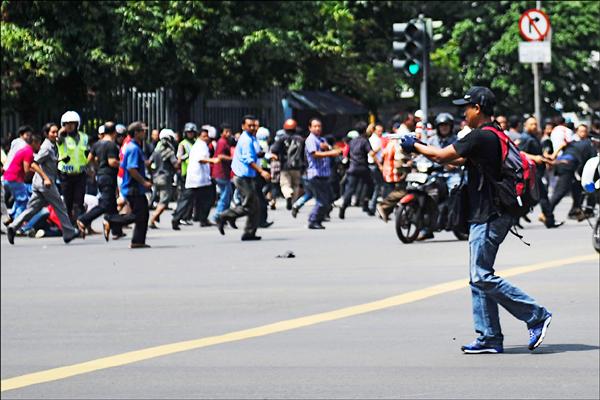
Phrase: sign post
[{"left": 518, "top": 4, "right": 550, "bottom": 125}]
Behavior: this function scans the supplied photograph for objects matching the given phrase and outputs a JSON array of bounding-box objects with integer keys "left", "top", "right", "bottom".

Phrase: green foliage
[{"left": 1, "top": 0, "right": 599, "bottom": 121}]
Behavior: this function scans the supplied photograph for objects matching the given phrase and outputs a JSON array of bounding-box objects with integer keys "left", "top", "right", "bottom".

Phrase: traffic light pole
[{"left": 419, "top": 15, "right": 429, "bottom": 125}]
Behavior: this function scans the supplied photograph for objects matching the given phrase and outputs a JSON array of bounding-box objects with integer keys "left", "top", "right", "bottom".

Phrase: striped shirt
[{"left": 305, "top": 133, "right": 331, "bottom": 179}]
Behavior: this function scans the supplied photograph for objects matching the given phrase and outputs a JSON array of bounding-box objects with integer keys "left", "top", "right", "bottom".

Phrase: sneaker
[
  {"left": 181, "top": 219, "right": 193, "bottom": 226},
  {"left": 528, "top": 314, "right": 552, "bottom": 351},
  {"left": 376, "top": 204, "right": 389, "bottom": 222},
  {"left": 35, "top": 229, "right": 46, "bottom": 239},
  {"left": 291, "top": 206, "right": 299, "bottom": 218},
  {"left": 461, "top": 340, "right": 503, "bottom": 354},
  {"left": 241, "top": 234, "right": 261, "bottom": 241},
  {"left": 308, "top": 222, "right": 326, "bottom": 230}
]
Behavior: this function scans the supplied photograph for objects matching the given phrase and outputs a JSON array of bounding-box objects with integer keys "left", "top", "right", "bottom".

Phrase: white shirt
[
  {"left": 368, "top": 134, "right": 383, "bottom": 164},
  {"left": 185, "top": 139, "right": 211, "bottom": 188},
  {"left": 550, "top": 125, "right": 574, "bottom": 155}
]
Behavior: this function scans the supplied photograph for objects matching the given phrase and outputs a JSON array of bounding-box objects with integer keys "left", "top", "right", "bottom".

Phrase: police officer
[
  {"left": 177, "top": 122, "right": 198, "bottom": 224},
  {"left": 57, "top": 111, "right": 89, "bottom": 223}
]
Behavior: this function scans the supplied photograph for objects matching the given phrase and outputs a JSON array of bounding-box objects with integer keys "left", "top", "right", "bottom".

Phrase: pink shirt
[{"left": 3, "top": 145, "right": 33, "bottom": 182}]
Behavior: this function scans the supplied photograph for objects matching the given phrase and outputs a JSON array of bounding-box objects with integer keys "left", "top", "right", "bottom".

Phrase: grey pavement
[{"left": 1, "top": 200, "right": 599, "bottom": 399}]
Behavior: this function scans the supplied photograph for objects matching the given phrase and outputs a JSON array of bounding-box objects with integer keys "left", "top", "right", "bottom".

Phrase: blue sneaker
[
  {"left": 528, "top": 314, "right": 552, "bottom": 350},
  {"left": 461, "top": 340, "right": 503, "bottom": 354}
]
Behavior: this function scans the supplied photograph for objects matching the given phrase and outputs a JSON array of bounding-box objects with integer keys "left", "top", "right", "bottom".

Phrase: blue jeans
[
  {"left": 3, "top": 180, "right": 29, "bottom": 219},
  {"left": 308, "top": 177, "right": 332, "bottom": 223},
  {"left": 20, "top": 207, "right": 50, "bottom": 233},
  {"left": 469, "top": 213, "right": 551, "bottom": 347},
  {"left": 214, "top": 178, "right": 233, "bottom": 219},
  {"left": 293, "top": 177, "right": 314, "bottom": 209}
]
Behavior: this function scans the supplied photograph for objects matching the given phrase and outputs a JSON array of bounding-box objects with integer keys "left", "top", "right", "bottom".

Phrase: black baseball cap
[{"left": 452, "top": 86, "right": 496, "bottom": 110}]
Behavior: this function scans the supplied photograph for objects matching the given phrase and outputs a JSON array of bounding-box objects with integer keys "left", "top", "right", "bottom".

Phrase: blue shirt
[
  {"left": 231, "top": 131, "right": 258, "bottom": 178},
  {"left": 305, "top": 133, "right": 331, "bottom": 179},
  {"left": 120, "top": 140, "right": 146, "bottom": 197}
]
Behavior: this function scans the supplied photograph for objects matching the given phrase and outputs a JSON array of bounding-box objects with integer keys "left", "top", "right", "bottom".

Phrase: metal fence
[{"left": 1, "top": 87, "right": 284, "bottom": 144}]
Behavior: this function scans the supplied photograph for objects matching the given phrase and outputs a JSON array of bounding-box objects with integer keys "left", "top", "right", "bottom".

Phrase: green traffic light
[{"left": 408, "top": 63, "right": 420, "bottom": 75}]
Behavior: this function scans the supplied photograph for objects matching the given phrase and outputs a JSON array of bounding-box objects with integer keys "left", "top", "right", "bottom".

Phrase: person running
[
  {"left": 57, "top": 111, "right": 89, "bottom": 223},
  {"left": 211, "top": 123, "right": 235, "bottom": 223},
  {"left": 401, "top": 86, "right": 553, "bottom": 353},
  {"left": 2, "top": 126, "right": 36, "bottom": 220},
  {"left": 172, "top": 128, "right": 220, "bottom": 229},
  {"left": 119, "top": 121, "right": 152, "bottom": 249},
  {"left": 304, "top": 118, "right": 342, "bottom": 229},
  {"left": 7, "top": 126, "right": 81, "bottom": 245},
  {"left": 367, "top": 123, "right": 386, "bottom": 216},
  {"left": 216, "top": 115, "right": 271, "bottom": 240},
  {"left": 148, "top": 129, "right": 178, "bottom": 229},
  {"left": 339, "top": 121, "right": 380, "bottom": 219},
  {"left": 271, "top": 119, "right": 305, "bottom": 211},
  {"left": 76, "top": 122, "right": 133, "bottom": 239}
]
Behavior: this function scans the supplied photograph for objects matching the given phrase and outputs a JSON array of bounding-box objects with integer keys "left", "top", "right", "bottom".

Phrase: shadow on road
[{"left": 503, "top": 343, "right": 600, "bottom": 354}]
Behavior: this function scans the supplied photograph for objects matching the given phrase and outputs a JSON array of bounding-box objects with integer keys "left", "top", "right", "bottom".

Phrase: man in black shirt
[
  {"left": 339, "top": 121, "right": 380, "bottom": 219},
  {"left": 400, "top": 86, "right": 553, "bottom": 354},
  {"left": 77, "top": 122, "right": 135, "bottom": 240}
]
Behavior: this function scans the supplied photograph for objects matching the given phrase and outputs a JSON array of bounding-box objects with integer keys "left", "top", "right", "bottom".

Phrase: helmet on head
[
  {"left": 159, "top": 128, "right": 177, "bottom": 141},
  {"left": 115, "top": 124, "right": 127, "bottom": 135},
  {"left": 61, "top": 111, "right": 81, "bottom": 128},
  {"left": 256, "top": 127, "right": 270, "bottom": 141},
  {"left": 283, "top": 119, "right": 297, "bottom": 131},
  {"left": 184, "top": 122, "right": 198, "bottom": 133},
  {"left": 434, "top": 112, "right": 454, "bottom": 128}
]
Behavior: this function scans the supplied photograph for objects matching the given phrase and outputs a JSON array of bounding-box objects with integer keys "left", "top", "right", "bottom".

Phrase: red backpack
[{"left": 480, "top": 125, "right": 540, "bottom": 218}]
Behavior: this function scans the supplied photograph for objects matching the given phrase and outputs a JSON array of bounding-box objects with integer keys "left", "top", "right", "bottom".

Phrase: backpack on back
[
  {"left": 285, "top": 137, "right": 305, "bottom": 170},
  {"left": 481, "top": 125, "right": 540, "bottom": 218}
]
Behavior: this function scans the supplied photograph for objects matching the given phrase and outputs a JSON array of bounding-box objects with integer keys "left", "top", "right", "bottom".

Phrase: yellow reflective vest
[{"left": 58, "top": 131, "right": 89, "bottom": 174}]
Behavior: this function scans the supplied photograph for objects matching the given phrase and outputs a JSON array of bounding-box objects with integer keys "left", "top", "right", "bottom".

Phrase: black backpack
[{"left": 285, "top": 137, "right": 305, "bottom": 170}]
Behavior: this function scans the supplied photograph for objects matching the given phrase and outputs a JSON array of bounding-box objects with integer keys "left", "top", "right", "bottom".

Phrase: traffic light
[{"left": 392, "top": 20, "right": 427, "bottom": 77}]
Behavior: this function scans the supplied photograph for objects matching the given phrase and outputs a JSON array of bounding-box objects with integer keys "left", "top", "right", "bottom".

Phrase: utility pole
[{"left": 533, "top": 0, "right": 542, "bottom": 124}]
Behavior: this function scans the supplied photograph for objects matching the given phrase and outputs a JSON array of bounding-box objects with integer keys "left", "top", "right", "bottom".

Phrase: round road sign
[{"left": 519, "top": 9, "right": 551, "bottom": 41}]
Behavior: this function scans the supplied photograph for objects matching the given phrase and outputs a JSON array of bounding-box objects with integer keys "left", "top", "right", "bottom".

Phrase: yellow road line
[{"left": 1, "top": 254, "right": 597, "bottom": 392}]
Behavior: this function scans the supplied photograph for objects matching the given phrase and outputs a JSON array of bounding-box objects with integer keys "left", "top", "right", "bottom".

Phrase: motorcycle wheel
[
  {"left": 593, "top": 217, "right": 600, "bottom": 254},
  {"left": 395, "top": 202, "right": 421, "bottom": 243},
  {"left": 452, "top": 228, "right": 469, "bottom": 241}
]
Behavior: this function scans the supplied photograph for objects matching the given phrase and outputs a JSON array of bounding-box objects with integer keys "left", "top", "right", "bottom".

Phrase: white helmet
[
  {"left": 115, "top": 124, "right": 127, "bottom": 135},
  {"left": 256, "top": 127, "right": 270, "bottom": 141},
  {"left": 159, "top": 128, "right": 177, "bottom": 141},
  {"left": 61, "top": 111, "right": 81, "bottom": 128},
  {"left": 98, "top": 125, "right": 105, "bottom": 135}
]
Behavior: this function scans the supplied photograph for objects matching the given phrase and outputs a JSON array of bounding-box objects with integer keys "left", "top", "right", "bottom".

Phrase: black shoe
[
  {"left": 545, "top": 221, "right": 564, "bottom": 229},
  {"left": 228, "top": 219, "right": 238, "bottom": 229},
  {"left": 171, "top": 220, "right": 181, "bottom": 231},
  {"left": 308, "top": 222, "right": 326, "bottom": 230},
  {"left": 64, "top": 231, "right": 79, "bottom": 244},
  {"left": 417, "top": 232, "right": 434, "bottom": 241},
  {"left": 7, "top": 226, "right": 15, "bottom": 245},
  {"left": 149, "top": 223, "right": 159, "bottom": 230},
  {"left": 323, "top": 215, "right": 331, "bottom": 222},
  {"left": 259, "top": 221, "right": 274, "bottom": 228},
  {"left": 241, "top": 234, "right": 261, "bottom": 241},
  {"left": 367, "top": 210, "right": 375, "bottom": 216},
  {"left": 522, "top": 215, "right": 531, "bottom": 223},
  {"left": 291, "top": 206, "right": 299, "bottom": 218},
  {"left": 216, "top": 216, "right": 226, "bottom": 235},
  {"left": 200, "top": 220, "right": 214, "bottom": 227},
  {"left": 112, "top": 232, "right": 127, "bottom": 240},
  {"left": 338, "top": 207, "right": 345, "bottom": 220},
  {"left": 286, "top": 198, "right": 293, "bottom": 210}
]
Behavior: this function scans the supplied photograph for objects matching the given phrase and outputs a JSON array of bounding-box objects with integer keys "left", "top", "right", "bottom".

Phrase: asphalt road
[{"left": 1, "top": 201, "right": 599, "bottom": 399}]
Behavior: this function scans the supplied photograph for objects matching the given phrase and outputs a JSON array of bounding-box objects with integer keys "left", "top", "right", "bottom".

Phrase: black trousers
[
  {"left": 59, "top": 172, "right": 87, "bottom": 222},
  {"left": 341, "top": 170, "right": 374, "bottom": 209},
  {"left": 255, "top": 175, "right": 269, "bottom": 224},
  {"left": 172, "top": 185, "right": 213, "bottom": 223},
  {"left": 78, "top": 174, "right": 129, "bottom": 234},
  {"left": 124, "top": 194, "right": 149, "bottom": 245},
  {"left": 221, "top": 176, "right": 259, "bottom": 236}
]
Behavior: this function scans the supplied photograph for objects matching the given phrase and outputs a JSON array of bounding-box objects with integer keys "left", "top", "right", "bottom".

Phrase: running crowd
[{"left": 1, "top": 108, "right": 599, "bottom": 247}]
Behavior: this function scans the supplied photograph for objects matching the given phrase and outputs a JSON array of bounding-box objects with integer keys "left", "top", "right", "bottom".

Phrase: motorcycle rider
[{"left": 416, "top": 112, "right": 461, "bottom": 241}]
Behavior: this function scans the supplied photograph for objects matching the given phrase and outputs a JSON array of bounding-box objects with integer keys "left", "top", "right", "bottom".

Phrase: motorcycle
[{"left": 395, "top": 159, "right": 469, "bottom": 243}]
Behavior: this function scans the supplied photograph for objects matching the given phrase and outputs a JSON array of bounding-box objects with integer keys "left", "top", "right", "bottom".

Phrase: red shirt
[
  {"left": 117, "top": 135, "right": 132, "bottom": 179},
  {"left": 211, "top": 137, "right": 232, "bottom": 180},
  {"left": 3, "top": 145, "right": 33, "bottom": 182}
]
